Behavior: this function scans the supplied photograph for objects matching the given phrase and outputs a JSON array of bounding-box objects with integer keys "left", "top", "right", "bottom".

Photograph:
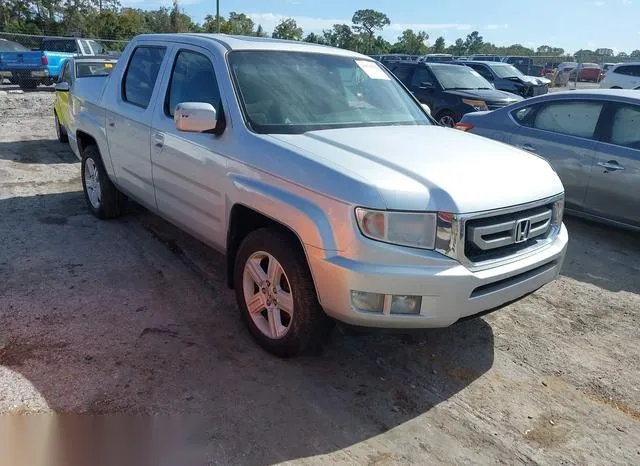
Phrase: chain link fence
[{"left": 0, "top": 32, "right": 128, "bottom": 54}]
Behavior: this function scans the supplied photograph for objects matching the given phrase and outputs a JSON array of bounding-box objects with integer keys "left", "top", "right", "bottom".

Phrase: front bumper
[{"left": 308, "top": 224, "right": 568, "bottom": 328}]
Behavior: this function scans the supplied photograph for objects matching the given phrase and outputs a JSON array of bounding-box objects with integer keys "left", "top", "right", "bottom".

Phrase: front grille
[{"left": 464, "top": 203, "right": 555, "bottom": 263}]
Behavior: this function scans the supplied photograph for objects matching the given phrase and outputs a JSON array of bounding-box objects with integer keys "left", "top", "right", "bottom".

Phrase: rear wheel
[
  {"left": 234, "top": 227, "right": 333, "bottom": 357},
  {"left": 436, "top": 110, "right": 457, "bottom": 128},
  {"left": 81, "top": 145, "right": 126, "bottom": 219},
  {"left": 54, "top": 112, "right": 68, "bottom": 143}
]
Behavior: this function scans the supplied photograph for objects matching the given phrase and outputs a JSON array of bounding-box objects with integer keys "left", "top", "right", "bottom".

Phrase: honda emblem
[{"left": 514, "top": 219, "right": 531, "bottom": 243}]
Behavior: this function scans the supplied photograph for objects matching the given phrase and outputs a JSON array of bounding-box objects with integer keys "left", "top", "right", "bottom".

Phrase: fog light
[
  {"left": 390, "top": 295, "right": 422, "bottom": 315},
  {"left": 350, "top": 290, "right": 384, "bottom": 313}
]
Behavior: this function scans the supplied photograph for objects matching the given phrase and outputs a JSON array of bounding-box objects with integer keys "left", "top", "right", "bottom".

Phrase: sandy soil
[{"left": 0, "top": 89, "right": 638, "bottom": 465}]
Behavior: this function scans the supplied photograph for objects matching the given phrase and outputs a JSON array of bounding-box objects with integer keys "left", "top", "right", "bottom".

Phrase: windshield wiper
[{"left": 445, "top": 87, "right": 474, "bottom": 90}]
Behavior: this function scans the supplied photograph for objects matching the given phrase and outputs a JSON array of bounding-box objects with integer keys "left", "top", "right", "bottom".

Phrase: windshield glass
[
  {"left": 489, "top": 63, "right": 524, "bottom": 78},
  {"left": 0, "top": 40, "right": 28, "bottom": 52},
  {"left": 431, "top": 65, "right": 493, "bottom": 90},
  {"left": 76, "top": 61, "right": 114, "bottom": 77},
  {"left": 228, "top": 51, "right": 430, "bottom": 134}
]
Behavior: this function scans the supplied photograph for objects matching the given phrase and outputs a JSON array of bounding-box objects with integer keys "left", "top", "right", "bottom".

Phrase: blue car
[{"left": 457, "top": 89, "right": 640, "bottom": 231}]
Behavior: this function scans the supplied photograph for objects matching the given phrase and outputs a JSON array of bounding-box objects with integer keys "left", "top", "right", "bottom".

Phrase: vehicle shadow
[
  {"left": 561, "top": 215, "right": 640, "bottom": 294},
  {"left": 0, "top": 139, "right": 77, "bottom": 164},
  {"left": 0, "top": 84, "right": 55, "bottom": 93},
  {"left": 0, "top": 191, "right": 494, "bottom": 463}
]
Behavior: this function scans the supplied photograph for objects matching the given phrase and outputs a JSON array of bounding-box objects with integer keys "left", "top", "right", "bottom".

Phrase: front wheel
[
  {"left": 54, "top": 112, "right": 68, "bottom": 143},
  {"left": 234, "top": 227, "right": 333, "bottom": 357},
  {"left": 436, "top": 110, "right": 457, "bottom": 128},
  {"left": 81, "top": 145, "right": 126, "bottom": 219}
]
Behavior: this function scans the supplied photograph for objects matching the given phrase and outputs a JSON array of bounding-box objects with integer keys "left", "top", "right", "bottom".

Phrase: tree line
[{"left": 2, "top": 2, "right": 639, "bottom": 61}]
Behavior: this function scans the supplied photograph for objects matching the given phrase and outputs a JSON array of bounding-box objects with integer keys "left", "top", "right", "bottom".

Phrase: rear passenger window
[
  {"left": 533, "top": 101, "right": 603, "bottom": 139},
  {"left": 123, "top": 46, "right": 166, "bottom": 109},
  {"left": 165, "top": 50, "right": 221, "bottom": 117},
  {"left": 610, "top": 105, "right": 640, "bottom": 149}
]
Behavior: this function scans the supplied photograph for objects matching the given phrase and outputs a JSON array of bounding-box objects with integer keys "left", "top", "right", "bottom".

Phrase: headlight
[
  {"left": 462, "top": 99, "right": 488, "bottom": 111},
  {"left": 552, "top": 198, "right": 564, "bottom": 225},
  {"left": 355, "top": 208, "right": 437, "bottom": 249}
]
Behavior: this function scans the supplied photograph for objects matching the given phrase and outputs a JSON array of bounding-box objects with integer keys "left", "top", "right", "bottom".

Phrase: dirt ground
[{"left": 0, "top": 88, "right": 639, "bottom": 465}]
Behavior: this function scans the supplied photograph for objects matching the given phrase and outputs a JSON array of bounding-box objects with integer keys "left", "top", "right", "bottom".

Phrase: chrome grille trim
[
  {"left": 468, "top": 207, "right": 552, "bottom": 251},
  {"left": 435, "top": 194, "right": 564, "bottom": 271}
]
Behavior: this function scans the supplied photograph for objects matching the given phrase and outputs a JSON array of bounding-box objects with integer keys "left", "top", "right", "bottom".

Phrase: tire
[
  {"left": 81, "top": 145, "right": 126, "bottom": 219},
  {"left": 54, "top": 112, "right": 68, "bottom": 143},
  {"left": 435, "top": 110, "right": 457, "bottom": 128},
  {"left": 234, "top": 227, "right": 333, "bottom": 357}
]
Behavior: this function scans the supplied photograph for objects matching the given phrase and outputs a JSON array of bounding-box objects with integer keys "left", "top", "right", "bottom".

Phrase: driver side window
[
  {"left": 165, "top": 50, "right": 221, "bottom": 117},
  {"left": 410, "top": 67, "right": 435, "bottom": 88},
  {"left": 471, "top": 65, "right": 493, "bottom": 81}
]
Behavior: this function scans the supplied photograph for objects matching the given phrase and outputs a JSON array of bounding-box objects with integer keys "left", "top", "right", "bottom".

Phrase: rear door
[
  {"left": 149, "top": 45, "right": 229, "bottom": 247},
  {"left": 509, "top": 99, "right": 603, "bottom": 210},
  {"left": 105, "top": 44, "right": 169, "bottom": 209},
  {"left": 584, "top": 102, "right": 640, "bottom": 227}
]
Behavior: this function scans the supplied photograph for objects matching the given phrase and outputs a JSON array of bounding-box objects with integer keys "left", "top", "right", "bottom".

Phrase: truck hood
[{"left": 270, "top": 125, "right": 563, "bottom": 213}]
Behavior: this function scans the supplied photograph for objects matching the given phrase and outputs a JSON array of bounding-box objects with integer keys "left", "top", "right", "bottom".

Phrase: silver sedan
[{"left": 457, "top": 89, "right": 640, "bottom": 231}]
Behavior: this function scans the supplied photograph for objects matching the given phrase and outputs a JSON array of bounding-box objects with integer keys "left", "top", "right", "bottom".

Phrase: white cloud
[
  {"left": 247, "top": 13, "right": 349, "bottom": 31},
  {"left": 622, "top": 0, "right": 632, "bottom": 4},
  {"left": 589, "top": 1, "right": 606, "bottom": 5},
  {"left": 387, "top": 23, "right": 473, "bottom": 32},
  {"left": 485, "top": 24, "right": 509, "bottom": 30}
]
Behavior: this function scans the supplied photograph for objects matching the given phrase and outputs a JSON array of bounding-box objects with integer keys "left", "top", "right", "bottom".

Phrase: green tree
[
  {"left": 271, "top": 18, "right": 303, "bottom": 40},
  {"left": 433, "top": 36, "right": 446, "bottom": 53},
  {"left": 463, "top": 31, "right": 483, "bottom": 54},
  {"left": 322, "top": 24, "right": 355, "bottom": 49},
  {"left": 629, "top": 49, "right": 640, "bottom": 59},
  {"left": 254, "top": 24, "right": 266, "bottom": 37},
  {"left": 226, "top": 11, "right": 255, "bottom": 35},
  {"left": 351, "top": 8, "right": 390, "bottom": 53},
  {"left": 447, "top": 38, "right": 466, "bottom": 56},
  {"left": 303, "top": 32, "right": 324, "bottom": 44},
  {"left": 391, "top": 29, "right": 428, "bottom": 55}
]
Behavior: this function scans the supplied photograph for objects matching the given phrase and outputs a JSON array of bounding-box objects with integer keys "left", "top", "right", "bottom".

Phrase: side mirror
[
  {"left": 421, "top": 103, "right": 431, "bottom": 116},
  {"left": 174, "top": 102, "right": 217, "bottom": 133},
  {"left": 419, "top": 81, "right": 434, "bottom": 90},
  {"left": 55, "top": 82, "right": 70, "bottom": 92}
]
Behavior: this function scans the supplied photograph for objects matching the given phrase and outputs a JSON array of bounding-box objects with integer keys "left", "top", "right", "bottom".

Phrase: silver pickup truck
[{"left": 70, "top": 34, "right": 568, "bottom": 357}]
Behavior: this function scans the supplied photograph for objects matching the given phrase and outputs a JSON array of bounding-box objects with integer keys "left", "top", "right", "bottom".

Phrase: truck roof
[{"left": 134, "top": 33, "right": 364, "bottom": 58}]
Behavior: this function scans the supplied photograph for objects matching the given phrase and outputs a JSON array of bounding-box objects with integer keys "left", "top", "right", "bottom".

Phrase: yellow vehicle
[{"left": 53, "top": 56, "right": 117, "bottom": 143}]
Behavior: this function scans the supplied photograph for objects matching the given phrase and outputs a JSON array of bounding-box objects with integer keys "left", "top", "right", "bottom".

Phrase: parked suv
[
  {"left": 387, "top": 61, "right": 522, "bottom": 126},
  {"left": 456, "top": 61, "right": 548, "bottom": 97},
  {"left": 70, "top": 34, "right": 568, "bottom": 357},
  {"left": 599, "top": 62, "right": 640, "bottom": 89}
]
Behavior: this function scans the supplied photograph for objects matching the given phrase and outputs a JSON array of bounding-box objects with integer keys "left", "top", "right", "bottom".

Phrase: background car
[
  {"left": 599, "top": 62, "right": 640, "bottom": 89},
  {"left": 455, "top": 90, "right": 640, "bottom": 230},
  {"left": 569, "top": 63, "right": 602, "bottom": 82},
  {"left": 53, "top": 56, "right": 117, "bottom": 143},
  {"left": 387, "top": 61, "right": 522, "bottom": 126},
  {"left": 455, "top": 60, "right": 548, "bottom": 97},
  {"left": 421, "top": 53, "right": 454, "bottom": 62}
]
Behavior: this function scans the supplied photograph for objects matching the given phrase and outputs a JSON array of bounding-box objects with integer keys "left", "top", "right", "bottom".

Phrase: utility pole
[{"left": 216, "top": 0, "right": 220, "bottom": 33}]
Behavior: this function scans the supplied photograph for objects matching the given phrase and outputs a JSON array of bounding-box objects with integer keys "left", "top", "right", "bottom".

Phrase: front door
[
  {"left": 584, "top": 102, "right": 640, "bottom": 227},
  {"left": 510, "top": 99, "right": 603, "bottom": 210},
  {"left": 408, "top": 66, "right": 438, "bottom": 110},
  {"left": 150, "top": 46, "right": 228, "bottom": 248},
  {"left": 105, "top": 45, "right": 168, "bottom": 209}
]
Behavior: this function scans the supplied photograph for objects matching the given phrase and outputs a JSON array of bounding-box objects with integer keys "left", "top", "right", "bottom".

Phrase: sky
[{"left": 120, "top": 0, "right": 640, "bottom": 54}]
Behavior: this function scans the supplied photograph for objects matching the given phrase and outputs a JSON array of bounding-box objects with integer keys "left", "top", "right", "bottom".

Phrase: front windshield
[
  {"left": 228, "top": 51, "right": 430, "bottom": 134},
  {"left": 431, "top": 65, "right": 493, "bottom": 90},
  {"left": 489, "top": 63, "right": 524, "bottom": 78}
]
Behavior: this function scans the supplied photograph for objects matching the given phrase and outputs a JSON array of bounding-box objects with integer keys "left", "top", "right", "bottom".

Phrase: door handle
[
  {"left": 107, "top": 120, "right": 115, "bottom": 128},
  {"left": 517, "top": 144, "right": 536, "bottom": 153},
  {"left": 597, "top": 160, "right": 625, "bottom": 172},
  {"left": 152, "top": 133, "right": 165, "bottom": 149}
]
